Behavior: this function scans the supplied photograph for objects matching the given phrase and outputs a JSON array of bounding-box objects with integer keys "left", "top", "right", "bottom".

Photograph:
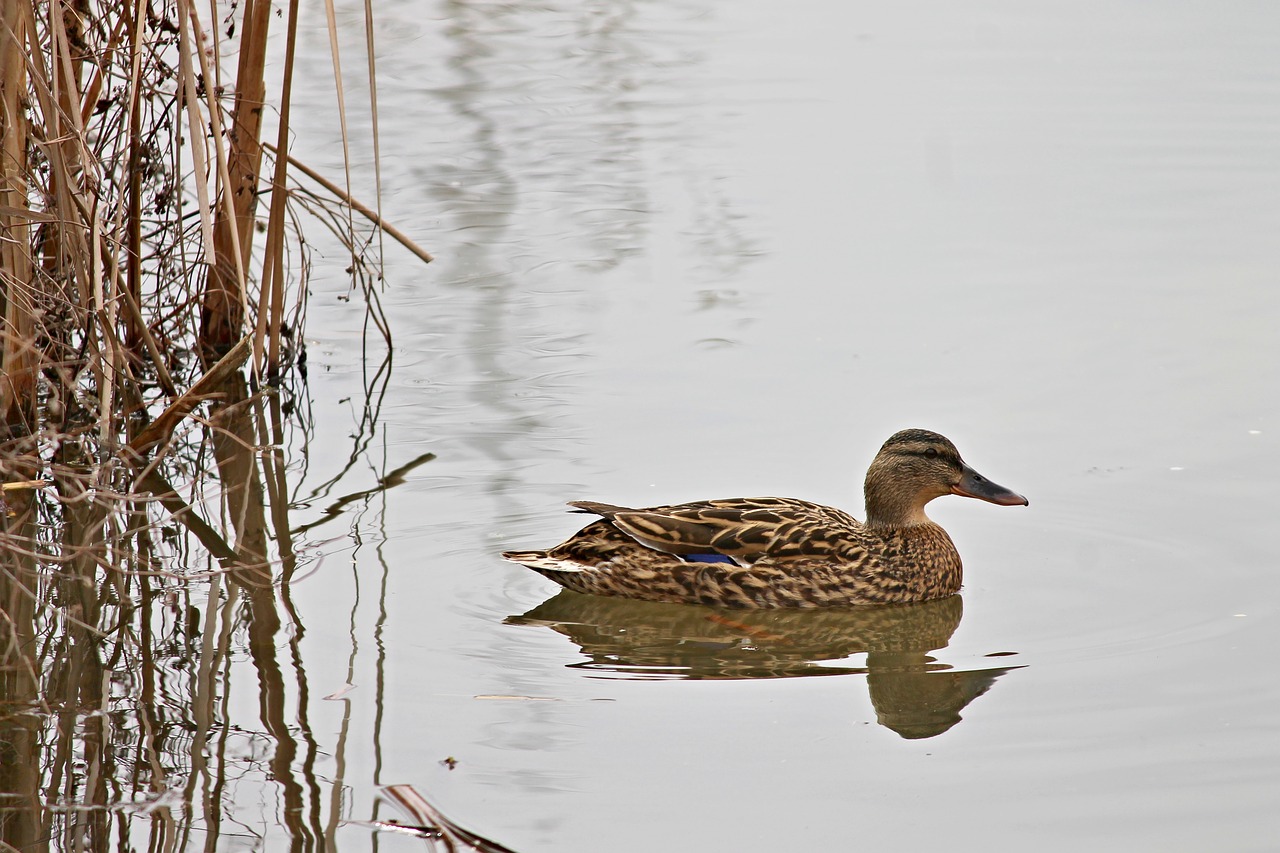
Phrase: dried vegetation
[{"left": 0, "top": 0, "right": 433, "bottom": 848}]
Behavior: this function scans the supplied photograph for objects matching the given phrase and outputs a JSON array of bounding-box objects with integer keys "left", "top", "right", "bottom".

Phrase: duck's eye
[{"left": 924, "top": 448, "right": 938, "bottom": 459}]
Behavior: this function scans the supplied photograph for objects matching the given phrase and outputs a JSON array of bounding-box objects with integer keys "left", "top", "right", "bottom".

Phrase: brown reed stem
[
  {"left": 200, "top": 0, "right": 273, "bottom": 360},
  {"left": 0, "top": 0, "right": 37, "bottom": 431}
]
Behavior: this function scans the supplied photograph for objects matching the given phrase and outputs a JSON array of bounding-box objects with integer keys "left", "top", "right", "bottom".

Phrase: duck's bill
[{"left": 951, "top": 464, "right": 1029, "bottom": 507}]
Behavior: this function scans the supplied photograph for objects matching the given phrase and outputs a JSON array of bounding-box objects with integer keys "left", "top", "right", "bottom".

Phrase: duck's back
[{"left": 570, "top": 496, "right": 868, "bottom": 561}]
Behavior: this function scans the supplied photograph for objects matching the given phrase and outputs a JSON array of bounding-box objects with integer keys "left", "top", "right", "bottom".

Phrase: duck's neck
[{"left": 864, "top": 476, "right": 935, "bottom": 530}]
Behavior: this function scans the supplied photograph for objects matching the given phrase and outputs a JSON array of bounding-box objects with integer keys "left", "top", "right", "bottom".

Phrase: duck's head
[{"left": 864, "top": 429, "right": 1028, "bottom": 528}]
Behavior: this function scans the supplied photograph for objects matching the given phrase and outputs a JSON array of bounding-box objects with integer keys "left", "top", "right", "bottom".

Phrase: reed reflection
[
  {"left": 510, "top": 592, "right": 1019, "bottom": 739},
  {"left": 1, "top": 373, "right": 361, "bottom": 852}
]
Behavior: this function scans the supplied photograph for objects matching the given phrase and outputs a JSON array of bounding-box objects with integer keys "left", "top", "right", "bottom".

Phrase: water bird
[{"left": 503, "top": 429, "right": 1027, "bottom": 608}]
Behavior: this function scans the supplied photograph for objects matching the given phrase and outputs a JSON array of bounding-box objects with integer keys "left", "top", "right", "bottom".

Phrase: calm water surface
[{"left": 248, "top": 2, "right": 1278, "bottom": 850}]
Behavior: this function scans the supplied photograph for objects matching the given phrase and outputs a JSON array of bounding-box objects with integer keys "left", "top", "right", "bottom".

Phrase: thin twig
[{"left": 264, "top": 142, "right": 435, "bottom": 264}]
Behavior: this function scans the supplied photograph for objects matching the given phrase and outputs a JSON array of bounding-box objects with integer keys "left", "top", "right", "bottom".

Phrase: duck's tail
[
  {"left": 502, "top": 550, "right": 595, "bottom": 593},
  {"left": 500, "top": 549, "right": 581, "bottom": 570}
]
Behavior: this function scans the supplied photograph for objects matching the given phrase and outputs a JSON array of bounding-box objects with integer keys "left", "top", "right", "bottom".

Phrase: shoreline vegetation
[{"left": 0, "top": 3, "right": 478, "bottom": 850}]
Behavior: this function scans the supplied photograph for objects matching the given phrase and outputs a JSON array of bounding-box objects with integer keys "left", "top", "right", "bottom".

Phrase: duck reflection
[{"left": 508, "top": 592, "right": 1020, "bottom": 739}]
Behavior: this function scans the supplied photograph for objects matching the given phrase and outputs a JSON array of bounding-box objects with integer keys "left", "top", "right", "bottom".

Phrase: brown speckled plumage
[{"left": 503, "top": 429, "right": 1027, "bottom": 608}]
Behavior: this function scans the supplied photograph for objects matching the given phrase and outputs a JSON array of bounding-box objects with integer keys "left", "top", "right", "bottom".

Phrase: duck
[{"left": 502, "top": 429, "right": 1027, "bottom": 608}]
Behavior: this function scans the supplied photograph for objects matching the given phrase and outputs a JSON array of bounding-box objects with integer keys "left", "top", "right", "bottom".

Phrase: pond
[{"left": 10, "top": 2, "right": 1280, "bottom": 851}]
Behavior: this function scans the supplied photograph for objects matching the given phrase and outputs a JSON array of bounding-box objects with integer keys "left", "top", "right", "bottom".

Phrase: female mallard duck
[{"left": 503, "top": 429, "right": 1027, "bottom": 608}]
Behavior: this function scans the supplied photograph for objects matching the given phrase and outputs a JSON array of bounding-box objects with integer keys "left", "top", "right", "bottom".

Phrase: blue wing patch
[{"left": 683, "top": 553, "right": 736, "bottom": 565}]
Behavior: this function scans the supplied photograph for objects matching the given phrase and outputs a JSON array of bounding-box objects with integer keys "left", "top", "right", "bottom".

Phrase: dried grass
[{"left": 0, "top": 1, "right": 431, "bottom": 848}]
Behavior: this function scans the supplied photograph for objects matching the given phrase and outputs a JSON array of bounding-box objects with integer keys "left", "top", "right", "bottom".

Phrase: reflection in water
[
  {"left": 510, "top": 592, "right": 1019, "bottom": 738},
  {"left": 0, "top": 373, "right": 429, "bottom": 851},
  {"left": 417, "top": 0, "right": 761, "bottom": 491}
]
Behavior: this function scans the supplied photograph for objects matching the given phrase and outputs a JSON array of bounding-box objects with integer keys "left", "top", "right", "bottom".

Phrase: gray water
[{"left": 251, "top": 2, "right": 1279, "bottom": 850}]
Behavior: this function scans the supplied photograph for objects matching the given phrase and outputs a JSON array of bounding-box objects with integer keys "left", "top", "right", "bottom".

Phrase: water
[{"left": 50, "top": 2, "right": 1280, "bottom": 850}]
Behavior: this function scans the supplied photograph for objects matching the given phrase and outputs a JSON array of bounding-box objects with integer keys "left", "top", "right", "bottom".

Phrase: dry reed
[{"left": 0, "top": 0, "right": 431, "bottom": 849}]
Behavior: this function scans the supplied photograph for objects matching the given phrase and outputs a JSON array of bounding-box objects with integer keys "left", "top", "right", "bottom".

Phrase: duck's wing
[{"left": 568, "top": 497, "right": 861, "bottom": 559}]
